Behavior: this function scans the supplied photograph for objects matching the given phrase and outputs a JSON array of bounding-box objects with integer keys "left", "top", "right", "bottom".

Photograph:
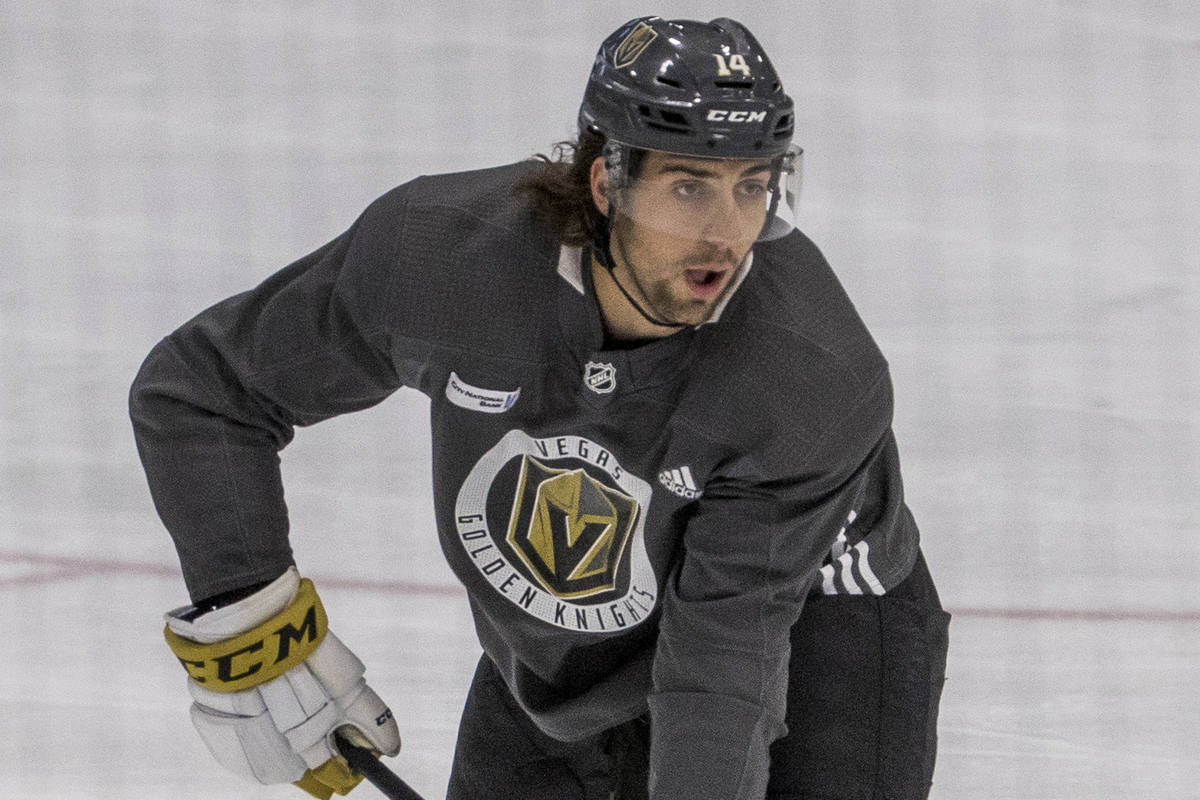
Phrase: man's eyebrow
[{"left": 656, "top": 161, "right": 773, "bottom": 179}]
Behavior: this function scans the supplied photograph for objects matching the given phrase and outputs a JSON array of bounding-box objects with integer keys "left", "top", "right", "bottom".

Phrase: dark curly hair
[
  {"left": 516, "top": 129, "right": 656, "bottom": 249},
  {"left": 514, "top": 129, "right": 608, "bottom": 247}
]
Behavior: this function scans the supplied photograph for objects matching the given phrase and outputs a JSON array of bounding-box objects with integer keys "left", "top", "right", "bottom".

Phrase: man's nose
[{"left": 698, "top": 192, "right": 743, "bottom": 248}]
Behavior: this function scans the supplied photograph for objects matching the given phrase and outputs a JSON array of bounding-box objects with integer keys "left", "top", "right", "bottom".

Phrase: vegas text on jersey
[{"left": 454, "top": 430, "right": 658, "bottom": 633}]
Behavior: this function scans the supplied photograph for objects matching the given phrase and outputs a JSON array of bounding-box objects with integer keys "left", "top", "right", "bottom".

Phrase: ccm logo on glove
[{"left": 164, "top": 578, "right": 328, "bottom": 692}]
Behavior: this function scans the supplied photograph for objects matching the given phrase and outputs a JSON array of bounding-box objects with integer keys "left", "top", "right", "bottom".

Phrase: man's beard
[{"left": 613, "top": 227, "right": 744, "bottom": 326}]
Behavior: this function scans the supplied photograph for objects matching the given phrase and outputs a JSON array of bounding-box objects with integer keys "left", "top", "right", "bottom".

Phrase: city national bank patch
[
  {"left": 455, "top": 430, "right": 657, "bottom": 632},
  {"left": 445, "top": 371, "right": 520, "bottom": 413}
]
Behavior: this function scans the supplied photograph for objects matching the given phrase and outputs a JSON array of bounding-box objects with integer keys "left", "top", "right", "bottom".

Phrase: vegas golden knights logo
[
  {"left": 506, "top": 456, "right": 638, "bottom": 599},
  {"left": 455, "top": 430, "right": 658, "bottom": 633},
  {"left": 613, "top": 21, "right": 658, "bottom": 69}
]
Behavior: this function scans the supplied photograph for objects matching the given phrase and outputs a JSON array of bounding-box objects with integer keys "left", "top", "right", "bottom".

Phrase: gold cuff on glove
[{"left": 163, "top": 578, "right": 329, "bottom": 693}]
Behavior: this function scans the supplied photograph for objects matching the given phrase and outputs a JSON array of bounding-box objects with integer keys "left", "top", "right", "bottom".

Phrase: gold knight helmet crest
[
  {"left": 506, "top": 455, "right": 639, "bottom": 600},
  {"left": 613, "top": 20, "right": 658, "bottom": 69}
]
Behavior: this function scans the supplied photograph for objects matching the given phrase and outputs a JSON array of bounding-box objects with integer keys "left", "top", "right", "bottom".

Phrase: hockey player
[{"left": 131, "top": 16, "right": 950, "bottom": 800}]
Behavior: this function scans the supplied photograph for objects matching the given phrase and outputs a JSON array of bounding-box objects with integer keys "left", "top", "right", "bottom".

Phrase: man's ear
[{"left": 589, "top": 156, "right": 610, "bottom": 218}]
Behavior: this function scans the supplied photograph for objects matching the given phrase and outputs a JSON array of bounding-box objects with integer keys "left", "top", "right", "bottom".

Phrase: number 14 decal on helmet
[{"left": 713, "top": 53, "right": 752, "bottom": 78}]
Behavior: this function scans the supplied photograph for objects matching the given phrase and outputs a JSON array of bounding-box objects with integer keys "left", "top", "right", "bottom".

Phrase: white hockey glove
[{"left": 163, "top": 567, "right": 401, "bottom": 799}]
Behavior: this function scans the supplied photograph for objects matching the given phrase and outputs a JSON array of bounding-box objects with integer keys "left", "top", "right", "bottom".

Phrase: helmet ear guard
[
  {"left": 761, "top": 144, "right": 803, "bottom": 240},
  {"left": 596, "top": 138, "right": 650, "bottom": 195},
  {"left": 600, "top": 137, "right": 627, "bottom": 194}
]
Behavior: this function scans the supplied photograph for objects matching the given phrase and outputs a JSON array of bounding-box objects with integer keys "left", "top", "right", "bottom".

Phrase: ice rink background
[{"left": 2, "top": 1, "right": 1197, "bottom": 797}]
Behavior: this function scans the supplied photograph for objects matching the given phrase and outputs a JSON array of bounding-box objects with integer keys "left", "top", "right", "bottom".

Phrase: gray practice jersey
[{"left": 131, "top": 161, "right": 921, "bottom": 800}]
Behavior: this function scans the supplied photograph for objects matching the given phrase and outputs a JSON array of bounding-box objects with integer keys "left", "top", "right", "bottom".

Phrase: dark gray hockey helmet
[
  {"left": 579, "top": 16, "right": 801, "bottom": 242},
  {"left": 578, "top": 16, "right": 796, "bottom": 160}
]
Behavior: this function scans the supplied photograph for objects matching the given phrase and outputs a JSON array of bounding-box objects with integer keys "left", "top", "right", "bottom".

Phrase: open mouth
[{"left": 684, "top": 268, "right": 727, "bottom": 298}]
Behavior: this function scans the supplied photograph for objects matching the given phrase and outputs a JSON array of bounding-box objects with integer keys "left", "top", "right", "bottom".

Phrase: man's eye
[
  {"left": 673, "top": 181, "right": 703, "bottom": 198},
  {"left": 739, "top": 182, "right": 768, "bottom": 198}
]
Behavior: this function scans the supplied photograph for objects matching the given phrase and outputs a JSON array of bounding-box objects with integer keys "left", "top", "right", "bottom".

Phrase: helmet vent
[
  {"left": 713, "top": 79, "right": 754, "bottom": 89},
  {"left": 647, "top": 121, "right": 691, "bottom": 134},
  {"left": 637, "top": 105, "right": 692, "bottom": 134},
  {"left": 655, "top": 76, "right": 683, "bottom": 89}
]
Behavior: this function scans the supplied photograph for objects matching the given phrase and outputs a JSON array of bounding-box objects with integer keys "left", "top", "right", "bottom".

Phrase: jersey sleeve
[
  {"left": 647, "top": 370, "right": 894, "bottom": 800},
  {"left": 129, "top": 186, "right": 415, "bottom": 602}
]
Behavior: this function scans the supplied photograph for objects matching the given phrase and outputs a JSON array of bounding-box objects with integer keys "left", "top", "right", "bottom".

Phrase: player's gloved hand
[{"left": 163, "top": 567, "right": 401, "bottom": 799}]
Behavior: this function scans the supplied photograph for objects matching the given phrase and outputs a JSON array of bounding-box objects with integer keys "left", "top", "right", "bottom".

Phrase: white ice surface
[{"left": 1, "top": 2, "right": 1198, "bottom": 798}]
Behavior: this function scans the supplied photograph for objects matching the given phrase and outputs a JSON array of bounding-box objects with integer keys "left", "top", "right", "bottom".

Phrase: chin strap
[{"left": 591, "top": 229, "right": 688, "bottom": 330}]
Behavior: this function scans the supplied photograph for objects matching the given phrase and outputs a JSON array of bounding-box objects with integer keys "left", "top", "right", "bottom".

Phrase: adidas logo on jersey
[{"left": 657, "top": 466, "right": 702, "bottom": 500}]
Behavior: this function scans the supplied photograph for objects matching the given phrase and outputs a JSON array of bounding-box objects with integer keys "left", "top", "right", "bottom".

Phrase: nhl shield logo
[
  {"left": 612, "top": 21, "right": 658, "bottom": 69},
  {"left": 584, "top": 361, "right": 617, "bottom": 394}
]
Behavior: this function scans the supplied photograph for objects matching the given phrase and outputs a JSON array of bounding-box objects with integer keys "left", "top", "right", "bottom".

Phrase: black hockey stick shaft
[{"left": 334, "top": 730, "right": 426, "bottom": 800}]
